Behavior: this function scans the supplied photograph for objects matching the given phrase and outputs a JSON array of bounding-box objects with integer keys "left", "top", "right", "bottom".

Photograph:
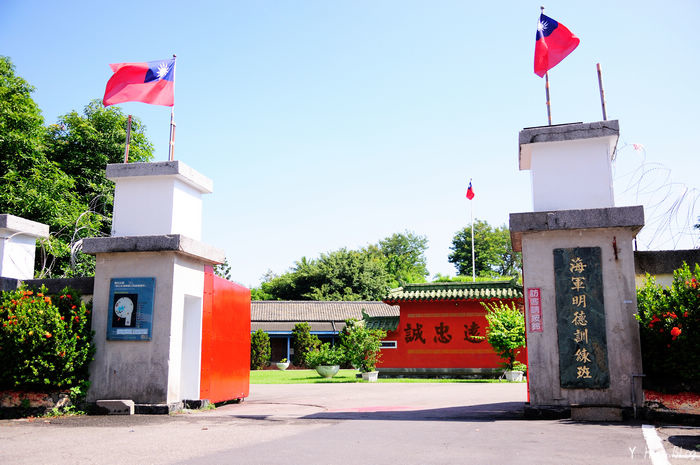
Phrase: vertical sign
[
  {"left": 553, "top": 247, "right": 609, "bottom": 389},
  {"left": 107, "top": 277, "right": 156, "bottom": 341},
  {"left": 527, "top": 288, "right": 543, "bottom": 333}
]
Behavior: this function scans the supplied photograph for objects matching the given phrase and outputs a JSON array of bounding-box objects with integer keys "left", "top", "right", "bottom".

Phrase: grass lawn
[{"left": 250, "top": 369, "right": 520, "bottom": 384}]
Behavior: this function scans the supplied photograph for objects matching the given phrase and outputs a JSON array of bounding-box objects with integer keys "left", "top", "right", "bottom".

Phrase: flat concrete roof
[
  {"left": 82, "top": 234, "right": 225, "bottom": 265},
  {"left": 509, "top": 206, "right": 644, "bottom": 252},
  {"left": 0, "top": 214, "right": 50, "bottom": 238},
  {"left": 106, "top": 161, "right": 213, "bottom": 194},
  {"left": 518, "top": 120, "right": 619, "bottom": 170}
]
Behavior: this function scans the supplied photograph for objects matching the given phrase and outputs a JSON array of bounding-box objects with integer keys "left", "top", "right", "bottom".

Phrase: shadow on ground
[{"left": 229, "top": 401, "right": 526, "bottom": 423}]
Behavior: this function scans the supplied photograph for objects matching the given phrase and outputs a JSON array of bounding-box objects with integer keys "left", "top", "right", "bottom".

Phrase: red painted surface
[
  {"left": 379, "top": 298, "right": 526, "bottom": 369},
  {"left": 200, "top": 266, "right": 251, "bottom": 403}
]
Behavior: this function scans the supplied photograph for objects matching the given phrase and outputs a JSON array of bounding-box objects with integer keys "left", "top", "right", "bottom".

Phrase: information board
[
  {"left": 553, "top": 247, "right": 610, "bottom": 389},
  {"left": 107, "top": 277, "right": 156, "bottom": 341}
]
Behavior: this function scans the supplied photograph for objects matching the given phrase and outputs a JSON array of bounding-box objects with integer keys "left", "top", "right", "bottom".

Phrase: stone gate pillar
[
  {"left": 83, "top": 161, "right": 225, "bottom": 412},
  {"left": 509, "top": 121, "right": 645, "bottom": 420}
]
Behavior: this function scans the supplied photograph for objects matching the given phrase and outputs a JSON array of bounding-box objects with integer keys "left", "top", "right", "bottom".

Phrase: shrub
[
  {"left": 482, "top": 301, "right": 526, "bottom": 371},
  {"left": 305, "top": 343, "right": 345, "bottom": 368},
  {"left": 340, "top": 319, "right": 386, "bottom": 372},
  {"left": 0, "top": 286, "right": 94, "bottom": 390},
  {"left": 636, "top": 263, "right": 700, "bottom": 391},
  {"left": 291, "top": 322, "right": 320, "bottom": 368},
  {"left": 250, "top": 329, "right": 271, "bottom": 370}
]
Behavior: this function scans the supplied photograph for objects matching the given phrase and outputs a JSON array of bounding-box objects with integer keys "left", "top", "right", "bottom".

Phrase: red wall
[
  {"left": 200, "top": 267, "right": 251, "bottom": 403},
  {"left": 379, "top": 298, "right": 526, "bottom": 369}
]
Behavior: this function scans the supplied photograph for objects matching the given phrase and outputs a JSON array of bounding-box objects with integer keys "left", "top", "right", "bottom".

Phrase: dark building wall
[{"left": 634, "top": 250, "right": 700, "bottom": 275}]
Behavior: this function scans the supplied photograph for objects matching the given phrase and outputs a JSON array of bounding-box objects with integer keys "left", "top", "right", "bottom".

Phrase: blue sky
[{"left": 2, "top": 1, "right": 699, "bottom": 287}]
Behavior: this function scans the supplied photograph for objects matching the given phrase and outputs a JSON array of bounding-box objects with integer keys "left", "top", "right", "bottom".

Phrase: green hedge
[
  {"left": 0, "top": 286, "right": 94, "bottom": 391},
  {"left": 636, "top": 263, "right": 700, "bottom": 392}
]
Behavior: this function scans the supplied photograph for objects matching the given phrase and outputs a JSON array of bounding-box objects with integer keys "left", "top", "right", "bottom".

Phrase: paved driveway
[{"left": 0, "top": 383, "right": 694, "bottom": 464}]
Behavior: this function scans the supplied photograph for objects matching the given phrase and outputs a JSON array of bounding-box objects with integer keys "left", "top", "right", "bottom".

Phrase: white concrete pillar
[
  {"left": 519, "top": 121, "right": 619, "bottom": 211},
  {"left": 83, "top": 161, "right": 225, "bottom": 409},
  {"left": 107, "top": 161, "right": 213, "bottom": 240},
  {"left": 511, "top": 121, "right": 645, "bottom": 416},
  {"left": 0, "top": 214, "right": 49, "bottom": 280}
]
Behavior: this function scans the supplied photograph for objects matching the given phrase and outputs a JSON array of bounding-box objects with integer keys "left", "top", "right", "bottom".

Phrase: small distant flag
[
  {"left": 466, "top": 181, "right": 475, "bottom": 200},
  {"left": 103, "top": 58, "right": 175, "bottom": 107},
  {"left": 534, "top": 13, "right": 580, "bottom": 77}
]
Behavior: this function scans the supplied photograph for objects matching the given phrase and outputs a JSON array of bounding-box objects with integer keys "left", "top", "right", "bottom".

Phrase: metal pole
[
  {"left": 545, "top": 71, "right": 552, "bottom": 125},
  {"left": 123, "top": 114, "right": 132, "bottom": 163},
  {"left": 597, "top": 63, "right": 608, "bottom": 121},
  {"left": 471, "top": 199, "right": 475, "bottom": 282},
  {"left": 168, "top": 54, "right": 177, "bottom": 161},
  {"left": 168, "top": 107, "right": 176, "bottom": 161}
]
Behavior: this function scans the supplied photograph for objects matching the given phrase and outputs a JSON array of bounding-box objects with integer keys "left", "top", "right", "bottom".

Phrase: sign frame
[
  {"left": 107, "top": 277, "right": 156, "bottom": 341},
  {"left": 527, "top": 288, "right": 543, "bottom": 333},
  {"left": 553, "top": 247, "right": 610, "bottom": 389}
]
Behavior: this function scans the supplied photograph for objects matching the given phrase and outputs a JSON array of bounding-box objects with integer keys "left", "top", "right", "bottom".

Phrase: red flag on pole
[
  {"left": 534, "top": 13, "right": 580, "bottom": 78},
  {"left": 103, "top": 58, "right": 175, "bottom": 107},
  {"left": 466, "top": 181, "right": 475, "bottom": 200}
]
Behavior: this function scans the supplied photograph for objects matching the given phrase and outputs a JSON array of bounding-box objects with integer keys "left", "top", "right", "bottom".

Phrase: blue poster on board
[{"left": 107, "top": 277, "right": 156, "bottom": 341}]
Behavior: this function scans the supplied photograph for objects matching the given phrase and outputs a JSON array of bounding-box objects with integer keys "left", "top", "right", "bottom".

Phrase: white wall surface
[
  {"left": 0, "top": 231, "right": 39, "bottom": 279},
  {"left": 529, "top": 137, "right": 615, "bottom": 211},
  {"left": 111, "top": 177, "right": 176, "bottom": 237},
  {"left": 171, "top": 181, "right": 203, "bottom": 241},
  {"left": 111, "top": 176, "right": 204, "bottom": 240},
  {"left": 167, "top": 256, "right": 205, "bottom": 402}
]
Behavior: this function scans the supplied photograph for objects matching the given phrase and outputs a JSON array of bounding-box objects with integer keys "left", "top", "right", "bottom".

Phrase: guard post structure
[
  {"left": 83, "top": 161, "right": 226, "bottom": 412},
  {"left": 510, "top": 121, "right": 645, "bottom": 421},
  {"left": 0, "top": 214, "right": 49, "bottom": 281}
]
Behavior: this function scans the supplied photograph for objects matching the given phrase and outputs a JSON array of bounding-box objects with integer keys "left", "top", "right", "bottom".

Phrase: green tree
[
  {"left": 44, "top": 100, "right": 153, "bottom": 212},
  {"left": 340, "top": 320, "right": 386, "bottom": 373},
  {"left": 0, "top": 56, "right": 88, "bottom": 277},
  {"left": 448, "top": 220, "right": 521, "bottom": 278},
  {"left": 252, "top": 231, "right": 429, "bottom": 301},
  {"left": 0, "top": 57, "right": 154, "bottom": 278},
  {"left": 250, "top": 329, "right": 271, "bottom": 370},
  {"left": 375, "top": 230, "right": 428, "bottom": 287},
  {"left": 257, "top": 248, "right": 391, "bottom": 301},
  {"left": 482, "top": 301, "right": 526, "bottom": 371},
  {"left": 291, "top": 322, "right": 320, "bottom": 367},
  {"left": 213, "top": 257, "right": 232, "bottom": 281}
]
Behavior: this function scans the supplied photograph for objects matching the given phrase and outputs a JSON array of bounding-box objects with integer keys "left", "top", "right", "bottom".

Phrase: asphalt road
[{"left": 0, "top": 383, "right": 696, "bottom": 464}]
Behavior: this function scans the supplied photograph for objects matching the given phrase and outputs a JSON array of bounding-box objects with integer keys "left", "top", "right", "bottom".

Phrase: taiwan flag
[
  {"left": 103, "top": 58, "right": 175, "bottom": 107},
  {"left": 466, "top": 181, "right": 475, "bottom": 200},
  {"left": 534, "top": 14, "right": 580, "bottom": 77}
]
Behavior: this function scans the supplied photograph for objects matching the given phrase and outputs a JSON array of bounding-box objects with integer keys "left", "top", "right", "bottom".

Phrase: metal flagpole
[
  {"left": 541, "top": 6, "right": 552, "bottom": 126},
  {"left": 168, "top": 54, "right": 177, "bottom": 161},
  {"left": 596, "top": 63, "right": 608, "bottom": 121},
  {"left": 471, "top": 192, "right": 475, "bottom": 282},
  {"left": 123, "top": 114, "right": 132, "bottom": 163},
  {"left": 545, "top": 71, "right": 552, "bottom": 125}
]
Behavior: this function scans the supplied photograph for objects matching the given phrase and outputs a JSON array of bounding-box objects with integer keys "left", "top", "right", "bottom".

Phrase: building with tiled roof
[
  {"left": 384, "top": 280, "right": 523, "bottom": 303},
  {"left": 378, "top": 279, "right": 525, "bottom": 376},
  {"left": 251, "top": 300, "right": 399, "bottom": 363}
]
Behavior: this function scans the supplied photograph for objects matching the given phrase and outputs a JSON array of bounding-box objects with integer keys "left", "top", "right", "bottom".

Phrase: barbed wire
[{"left": 613, "top": 142, "right": 699, "bottom": 250}]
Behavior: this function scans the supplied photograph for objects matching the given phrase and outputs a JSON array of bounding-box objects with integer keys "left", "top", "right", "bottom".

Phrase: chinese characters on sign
[
  {"left": 464, "top": 321, "right": 484, "bottom": 343},
  {"left": 403, "top": 320, "right": 485, "bottom": 345},
  {"left": 404, "top": 323, "right": 426, "bottom": 344},
  {"left": 527, "top": 288, "right": 543, "bottom": 333},
  {"left": 553, "top": 247, "right": 610, "bottom": 389}
]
